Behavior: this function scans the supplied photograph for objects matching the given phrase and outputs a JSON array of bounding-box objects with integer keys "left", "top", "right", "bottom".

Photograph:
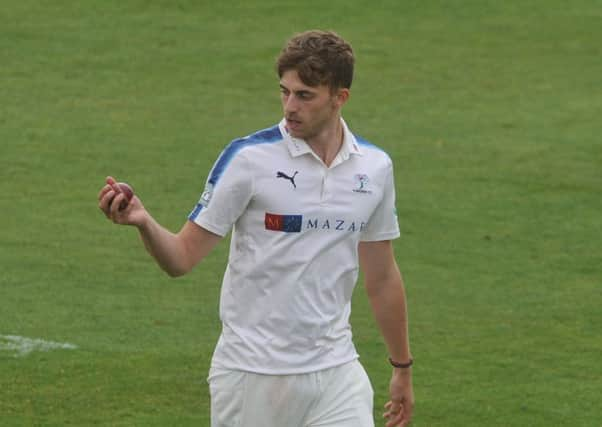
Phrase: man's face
[{"left": 279, "top": 70, "right": 347, "bottom": 141}]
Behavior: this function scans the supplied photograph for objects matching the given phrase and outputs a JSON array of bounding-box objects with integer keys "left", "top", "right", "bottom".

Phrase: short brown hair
[{"left": 276, "top": 30, "right": 354, "bottom": 90}]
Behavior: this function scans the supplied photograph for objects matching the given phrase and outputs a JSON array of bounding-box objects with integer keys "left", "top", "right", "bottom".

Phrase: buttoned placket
[{"left": 282, "top": 119, "right": 363, "bottom": 207}]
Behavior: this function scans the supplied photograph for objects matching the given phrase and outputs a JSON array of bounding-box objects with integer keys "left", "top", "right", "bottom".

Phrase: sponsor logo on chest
[{"left": 265, "top": 213, "right": 367, "bottom": 233}]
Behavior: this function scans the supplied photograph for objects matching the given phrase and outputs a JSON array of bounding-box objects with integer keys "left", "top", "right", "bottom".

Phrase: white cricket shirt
[{"left": 189, "top": 119, "right": 400, "bottom": 375}]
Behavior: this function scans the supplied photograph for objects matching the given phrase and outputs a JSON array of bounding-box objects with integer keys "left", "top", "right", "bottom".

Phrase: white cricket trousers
[{"left": 208, "top": 360, "right": 374, "bottom": 427}]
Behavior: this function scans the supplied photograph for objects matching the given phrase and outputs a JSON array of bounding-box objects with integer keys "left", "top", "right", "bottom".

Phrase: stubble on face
[{"left": 280, "top": 70, "right": 340, "bottom": 142}]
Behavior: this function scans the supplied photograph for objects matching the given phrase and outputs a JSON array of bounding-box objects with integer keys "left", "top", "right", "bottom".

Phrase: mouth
[{"left": 286, "top": 118, "right": 302, "bottom": 131}]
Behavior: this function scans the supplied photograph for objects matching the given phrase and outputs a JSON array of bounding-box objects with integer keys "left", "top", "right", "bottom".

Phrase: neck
[{"left": 306, "top": 118, "right": 344, "bottom": 167}]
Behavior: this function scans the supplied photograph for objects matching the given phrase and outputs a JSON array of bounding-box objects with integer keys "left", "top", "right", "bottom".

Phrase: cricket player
[{"left": 99, "top": 30, "right": 414, "bottom": 427}]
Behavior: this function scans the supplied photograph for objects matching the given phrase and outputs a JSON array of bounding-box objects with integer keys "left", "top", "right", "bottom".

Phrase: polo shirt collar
[{"left": 279, "top": 118, "right": 363, "bottom": 161}]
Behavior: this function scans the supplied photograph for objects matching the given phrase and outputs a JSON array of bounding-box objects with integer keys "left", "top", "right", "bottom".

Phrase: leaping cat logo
[{"left": 276, "top": 171, "right": 299, "bottom": 189}]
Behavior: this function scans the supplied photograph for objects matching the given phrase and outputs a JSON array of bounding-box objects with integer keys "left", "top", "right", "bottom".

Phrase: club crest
[{"left": 353, "top": 174, "right": 372, "bottom": 194}]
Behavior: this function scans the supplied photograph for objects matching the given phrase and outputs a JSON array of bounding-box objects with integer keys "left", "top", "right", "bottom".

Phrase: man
[{"left": 99, "top": 30, "right": 413, "bottom": 427}]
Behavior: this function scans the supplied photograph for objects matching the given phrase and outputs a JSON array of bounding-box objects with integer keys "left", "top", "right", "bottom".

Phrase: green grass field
[{"left": 1, "top": 1, "right": 601, "bottom": 425}]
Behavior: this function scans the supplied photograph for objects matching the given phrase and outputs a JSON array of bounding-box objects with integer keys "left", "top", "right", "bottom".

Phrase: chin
[{"left": 288, "top": 129, "right": 305, "bottom": 139}]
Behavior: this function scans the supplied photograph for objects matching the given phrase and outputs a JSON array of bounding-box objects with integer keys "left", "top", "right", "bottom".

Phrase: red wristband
[{"left": 389, "top": 357, "right": 413, "bottom": 368}]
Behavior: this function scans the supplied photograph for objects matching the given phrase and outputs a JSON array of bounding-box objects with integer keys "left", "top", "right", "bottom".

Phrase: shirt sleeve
[
  {"left": 188, "top": 145, "right": 253, "bottom": 237},
  {"left": 360, "top": 159, "right": 401, "bottom": 242}
]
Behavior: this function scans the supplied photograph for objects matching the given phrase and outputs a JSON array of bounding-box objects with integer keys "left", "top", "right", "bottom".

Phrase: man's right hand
[{"left": 98, "top": 176, "right": 148, "bottom": 227}]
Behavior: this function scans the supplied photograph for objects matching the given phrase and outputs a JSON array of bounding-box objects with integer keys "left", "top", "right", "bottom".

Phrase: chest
[{"left": 248, "top": 155, "right": 384, "bottom": 228}]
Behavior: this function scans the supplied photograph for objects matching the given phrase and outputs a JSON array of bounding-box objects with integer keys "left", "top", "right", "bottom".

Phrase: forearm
[
  {"left": 366, "top": 271, "right": 412, "bottom": 363},
  {"left": 137, "top": 215, "right": 191, "bottom": 277}
]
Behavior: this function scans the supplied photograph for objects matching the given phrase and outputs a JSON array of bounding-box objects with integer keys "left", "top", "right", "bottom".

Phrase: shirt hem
[
  {"left": 209, "top": 354, "right": 360, "bottom": 376},
  {"left": 189, "top": 217, "right": 228, "bottom": 237}
]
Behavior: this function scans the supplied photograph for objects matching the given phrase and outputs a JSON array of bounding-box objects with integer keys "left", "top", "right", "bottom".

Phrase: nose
[{"left": 283, "top": 94, "right": 299, "bottom": 113}]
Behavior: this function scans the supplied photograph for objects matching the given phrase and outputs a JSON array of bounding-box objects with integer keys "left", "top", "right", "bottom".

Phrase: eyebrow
[{"left": 279, "top": 84, "right": 316, "bottom": 95}]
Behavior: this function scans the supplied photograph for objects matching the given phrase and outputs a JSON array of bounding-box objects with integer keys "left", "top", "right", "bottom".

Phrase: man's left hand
[{"left": 383, "top": 368, "right": 414, "bottom": 427}]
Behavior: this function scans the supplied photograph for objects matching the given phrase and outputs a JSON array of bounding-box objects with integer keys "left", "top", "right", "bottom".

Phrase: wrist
[
  {"left": 135, "top": 211, "right": 152, "bottom": 231},
  {"left": 389, "top": 357, "right": 413, "bottom": 369}
]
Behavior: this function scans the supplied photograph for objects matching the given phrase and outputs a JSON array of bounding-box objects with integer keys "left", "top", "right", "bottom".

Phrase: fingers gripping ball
[
  {"left": 115, "top": 182, "right": 134, "bottom": 210},
  {"left": 107, "top": 177, "right": 135, "bottom": 211}
]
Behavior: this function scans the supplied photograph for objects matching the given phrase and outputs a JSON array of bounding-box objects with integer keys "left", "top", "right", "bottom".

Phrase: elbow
[
  {"left": 165, "top": 269, "right": 185, "bottom": 278},
  {"left": 364, "top": 275, "right": 403, "bottom": 299},
  {"left": 365, "top": 283, "right": 384, "bottom": 300},
  {"left": 160, "top": 252, "right": 203, "bottom": 277},
  {"left": 162, "top": 264, "right": 191, "bottom": 278}
]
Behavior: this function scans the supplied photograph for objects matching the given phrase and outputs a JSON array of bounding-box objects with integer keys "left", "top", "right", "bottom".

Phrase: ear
[{"left": 334, "top": 88, "right": 350, "bottom": 108}]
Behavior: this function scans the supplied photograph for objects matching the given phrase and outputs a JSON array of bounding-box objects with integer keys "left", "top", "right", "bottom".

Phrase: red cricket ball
[
  {"left": 107, "top": 181, "right": 134, "bottom": 211},
  {"left": 116, "top": 182, "right": 134, "bottom": 210}
]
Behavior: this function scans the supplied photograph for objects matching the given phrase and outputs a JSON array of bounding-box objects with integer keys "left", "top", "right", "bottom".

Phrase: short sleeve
[
  {"left": 188, "top": 147, "right": 253, "bottom": 237},
  {"left": 360, "top": 160, "right": 400, "bottom": 242}
]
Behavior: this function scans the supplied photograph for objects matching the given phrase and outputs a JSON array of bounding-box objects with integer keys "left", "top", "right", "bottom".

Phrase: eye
[{"left": 297, "top": 91, "right": 313, "bottom": 100}]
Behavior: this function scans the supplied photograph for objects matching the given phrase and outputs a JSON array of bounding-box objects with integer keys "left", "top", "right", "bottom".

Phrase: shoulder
[
  {"left": 208, "top": 125, "right": 284, "bottom": 185},
  {"left": 226, "top": 125, "right": 284, "bottom": 155},
  {"left": 353, "top": 133, "right": 394, "bottom": 168}
]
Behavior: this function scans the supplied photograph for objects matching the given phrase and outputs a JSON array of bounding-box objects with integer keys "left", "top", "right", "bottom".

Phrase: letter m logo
[{"left": 265, "top": 213, "right": 302, "bottom": 232}]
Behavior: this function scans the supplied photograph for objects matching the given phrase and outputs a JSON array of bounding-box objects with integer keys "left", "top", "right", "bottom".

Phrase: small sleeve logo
[{"left": 199, "top": 183, "right": 214, "bottom": 207}]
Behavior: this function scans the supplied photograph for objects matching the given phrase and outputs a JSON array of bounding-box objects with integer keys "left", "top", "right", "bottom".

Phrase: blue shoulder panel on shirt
[
  {"left": 208, "top": 125, "right": 282, "bottom": 186},
  {"left": 354, "top": 134, "right": 385, "bottom": 152}
]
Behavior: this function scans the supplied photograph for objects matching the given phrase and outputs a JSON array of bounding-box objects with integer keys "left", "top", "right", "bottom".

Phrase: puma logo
[{"left": 276, "top": 171, "right": 298, "bottom": 189}]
